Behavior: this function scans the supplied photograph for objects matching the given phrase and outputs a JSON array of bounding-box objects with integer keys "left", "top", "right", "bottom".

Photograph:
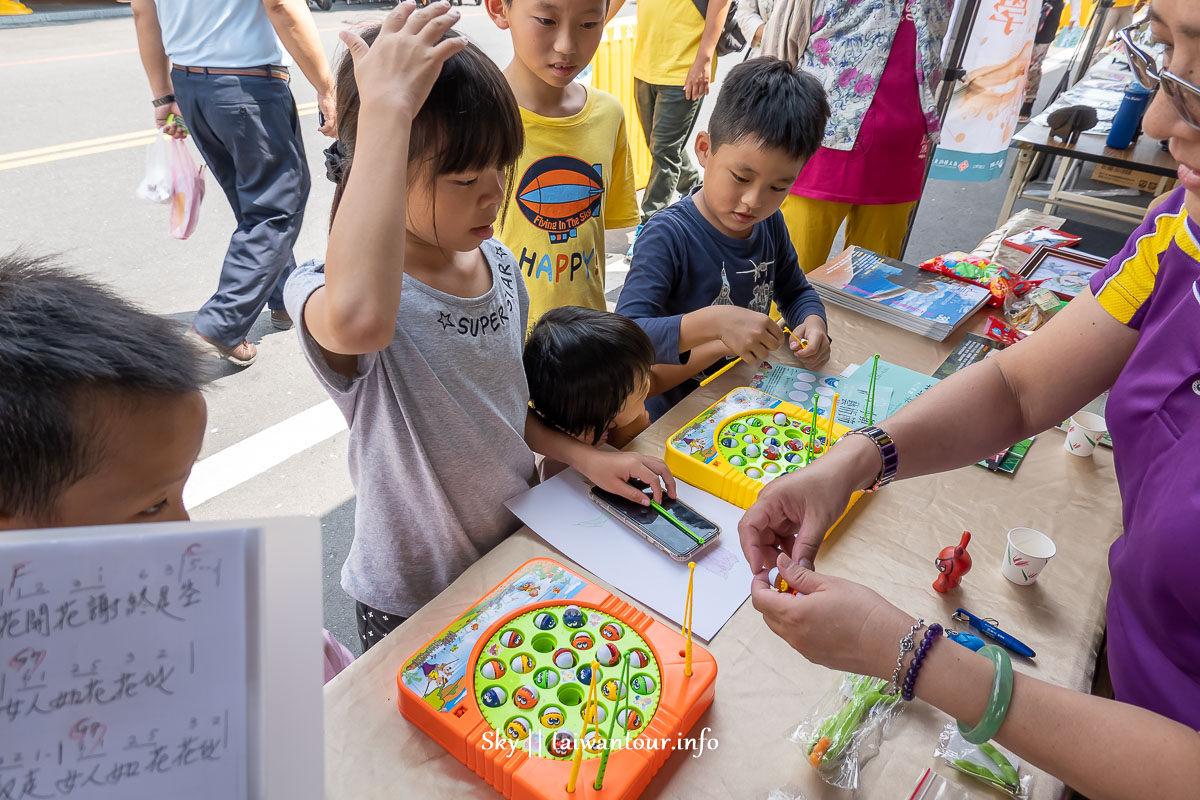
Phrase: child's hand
[
  {"left": 789, "top": 316, "right": 830, "bottom": 369},
  {"left": 580, "top": 451, "right": 677, "bottom": 507},
  {"left": 718, "top": 308, "right": 786, "bottom": 365},
  {"left": 339, "top": 1, "right": 466, "bottom": 119}
]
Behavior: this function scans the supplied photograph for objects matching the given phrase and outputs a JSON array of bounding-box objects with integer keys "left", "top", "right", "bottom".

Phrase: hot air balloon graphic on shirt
[{"left": 516, "top": 155, "right": 605, "bottom": 244}]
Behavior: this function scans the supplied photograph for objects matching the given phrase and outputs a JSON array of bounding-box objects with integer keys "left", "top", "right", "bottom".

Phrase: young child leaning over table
[
  {"left": 0, "top": 253, "right": 356, "bottom": 681},
  {"left": 616, "top": 57, "right": 834, "bottom": 420},
  {"left": 284, "top": 4, "right": 675, "bottom": 652},
  {"left": 485, "top": 0, "right": 641, "bottom": 330}
]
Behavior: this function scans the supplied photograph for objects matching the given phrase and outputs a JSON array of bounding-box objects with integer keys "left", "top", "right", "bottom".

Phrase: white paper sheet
[
  {"left": 0, "top": 528, "right": 248, "bottom": 800},
  {"left": 505, "top": 471, "right": 754, "bottom": 641}
]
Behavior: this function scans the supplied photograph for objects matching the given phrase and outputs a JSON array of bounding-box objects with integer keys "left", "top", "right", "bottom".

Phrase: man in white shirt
[{"left": 131, "top": 0, "right": 336, "bottom": 367}]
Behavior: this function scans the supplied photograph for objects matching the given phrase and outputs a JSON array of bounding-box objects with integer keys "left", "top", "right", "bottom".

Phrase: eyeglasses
[{"left": 1118, "top": 23, "right": 1200, "bottom": 132}]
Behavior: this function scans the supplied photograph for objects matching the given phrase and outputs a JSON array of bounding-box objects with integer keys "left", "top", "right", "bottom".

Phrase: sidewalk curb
[{"left": 0, "top": 6, "right": 131, "bottom": 28}]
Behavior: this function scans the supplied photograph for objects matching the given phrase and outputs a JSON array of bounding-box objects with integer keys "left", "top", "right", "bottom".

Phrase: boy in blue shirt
[{"left": 616, "top": 58, "right": 832, "bottom": 418}]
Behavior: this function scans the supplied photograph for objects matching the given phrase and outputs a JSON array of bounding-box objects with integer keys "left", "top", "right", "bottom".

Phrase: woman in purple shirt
[{"left": 737, "top": 1, "right": 1200, "bottom": 795}]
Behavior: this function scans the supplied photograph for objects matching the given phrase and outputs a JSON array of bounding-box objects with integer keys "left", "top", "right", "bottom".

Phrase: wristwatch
[
  {"left": 151, "top": 93, "right": 176, "bottom": 108},
  {"left": 840, "top": 425, "right": 898, "bottom": 492}
]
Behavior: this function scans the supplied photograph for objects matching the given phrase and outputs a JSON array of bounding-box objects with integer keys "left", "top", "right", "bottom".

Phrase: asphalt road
[{"left": 0, "top": 8, "right": 1117, "bottom": 653}]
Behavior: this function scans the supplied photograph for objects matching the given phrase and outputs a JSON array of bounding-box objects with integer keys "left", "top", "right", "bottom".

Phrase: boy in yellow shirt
[
  {"left": 486, "top": 0, "right": 641, "bottom": 328},
  {"left": 609, "top": 0, "right": 732, "bottom": 229}
]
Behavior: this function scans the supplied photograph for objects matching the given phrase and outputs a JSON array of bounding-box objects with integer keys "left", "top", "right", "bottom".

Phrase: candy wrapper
[
  {"left": 934, "top": 724, "right": 1031, "bottom": 799},
  {"left": 1003, "top": 284, "right": 1064, "bottom": 333},
  {"left": 787, "top": 673, "right": 904, "bottom": 790},
  {"left": 918, "top": 253, "right": 1039, "bottom": 308}
]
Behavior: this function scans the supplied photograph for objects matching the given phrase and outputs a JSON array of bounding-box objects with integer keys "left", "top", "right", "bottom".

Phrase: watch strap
[
  {"left": 842, "top": 425, "right": 898, "bottom": 492},
  {"left": 152, "top": 93, "right": 176, "bottom": 108}
]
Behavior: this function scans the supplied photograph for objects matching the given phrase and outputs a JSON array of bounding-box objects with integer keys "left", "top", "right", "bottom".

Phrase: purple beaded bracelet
[{"left": 901, "top": 622, "right": 943, "bottom": 701}]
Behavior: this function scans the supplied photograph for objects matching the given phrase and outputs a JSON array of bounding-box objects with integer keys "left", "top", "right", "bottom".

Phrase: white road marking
[{"left": 183, "top": 399, "right": 347, "bottom": 509}]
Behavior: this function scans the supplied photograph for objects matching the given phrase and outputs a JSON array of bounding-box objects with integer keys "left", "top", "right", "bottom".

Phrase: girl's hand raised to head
[{"left": 339, "top": 1, "right": 467, "bottom": 119}]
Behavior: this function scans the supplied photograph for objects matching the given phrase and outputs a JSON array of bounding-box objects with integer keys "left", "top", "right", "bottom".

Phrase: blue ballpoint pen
[{"left": 953, "top": 608, "right": 1036, "bottom": 658}]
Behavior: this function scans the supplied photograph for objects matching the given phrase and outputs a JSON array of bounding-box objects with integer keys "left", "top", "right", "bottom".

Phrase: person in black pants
[{"left": 131, "top": 0, "right": 336, "bottom": 367}]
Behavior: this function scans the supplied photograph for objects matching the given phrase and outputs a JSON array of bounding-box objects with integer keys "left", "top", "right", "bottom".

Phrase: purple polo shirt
[{"left": 1090, "top": 187, "right": 1200, "bottom": 728}]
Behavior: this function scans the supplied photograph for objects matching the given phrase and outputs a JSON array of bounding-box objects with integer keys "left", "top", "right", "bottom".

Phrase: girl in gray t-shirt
[{"left": 286, "top": 14, "right": 675, "bottom": 650}]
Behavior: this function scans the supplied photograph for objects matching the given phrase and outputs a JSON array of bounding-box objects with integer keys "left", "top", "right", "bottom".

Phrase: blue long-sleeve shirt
[{"left": 616, "top": 191, "right": 827, "bottom": 417}]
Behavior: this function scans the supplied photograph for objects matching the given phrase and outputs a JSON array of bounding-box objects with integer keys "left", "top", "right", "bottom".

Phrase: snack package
[
  {"left": 934, "top": 724, "right": 1031, "bottom": 799},
  {"left": 1003, "top": 284, "right": 1065, "bottom": 332},
  {"left": 787, "top": 673, "right": 904, "bottom": 790},
  {"left": 919, "top": 253, "right": 1038, "bottom": 307},
  {"left": 985, "top": 316, "right": 1028, "bottom": 345}
]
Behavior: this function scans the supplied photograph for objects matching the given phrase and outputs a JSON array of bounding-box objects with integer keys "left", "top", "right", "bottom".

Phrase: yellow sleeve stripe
[{"left": 1094, "top": 208, "right": 1187, "bottom": 324}]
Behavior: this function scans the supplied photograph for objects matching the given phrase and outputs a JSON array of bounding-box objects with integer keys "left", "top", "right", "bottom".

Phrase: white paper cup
[
  {"left": 1002, "top": 527, "right": 1057, "bottom": 585},
  {"left": 1064, "top": 411, "right": 1107, "bottom": 457}
]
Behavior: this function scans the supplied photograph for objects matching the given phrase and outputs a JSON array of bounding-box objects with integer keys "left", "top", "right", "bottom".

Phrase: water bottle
[{"left": 1107, "top": 80, "right": 1153, "bottom": 149}]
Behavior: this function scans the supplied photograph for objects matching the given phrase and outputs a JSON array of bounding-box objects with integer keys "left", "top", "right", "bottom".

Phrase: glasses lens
[
  {"left": 1161, "top": 75, "right": 1200, "bottom": 131},
  {"left": 1119, "top": 25, "right": 1160, "bottom": 89}
]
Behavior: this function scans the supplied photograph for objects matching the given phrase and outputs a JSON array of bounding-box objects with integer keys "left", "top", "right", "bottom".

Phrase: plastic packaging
[
  {"left": 934, "top": 723, "right": 1031, "bottom": 799},
  {"left": 1003, "top": 284, "right": 1062, "bottom": 332},
  {"left": 788, "top": 672, "right": 904, "bottom": 789},
  {"left": 135, "top": 130, "right": 173, "bottom": 204},
  {"left": 918, "top": 252, "right": 1035, "bottom": 308},
  {"left": 167, "top": 137, "right": 206, "bottom": 240},
  {"left": 907, "top": 767, "right": 973, "bottom": 800}
]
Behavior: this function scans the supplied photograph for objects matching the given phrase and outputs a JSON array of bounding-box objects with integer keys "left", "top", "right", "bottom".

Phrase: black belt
[{"left": 173, "top": 64, "right": 290, "bottom": 82}]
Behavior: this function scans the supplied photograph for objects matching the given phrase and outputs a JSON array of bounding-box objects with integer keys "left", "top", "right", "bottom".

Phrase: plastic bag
[
  {"left": 167, "top": 137, "right": 205, "bottom": 240},
  {"left": 787, "top": 672, "right": 904, "bottom": 790},
  {"left": 1003, "top": 284, "right": 1063, "bottom": 333},
  {"left": 918, "top": 252, "right": 1036, "bottom": 308},
  {"left": 135, "top": 130, "right": 172, "bottom": 204},
  {"left": 934, "top": 723, "right": 1031, "bottom": 799},
  {"left": 907, "top": 767, "right": 974, "bottom": 800}
]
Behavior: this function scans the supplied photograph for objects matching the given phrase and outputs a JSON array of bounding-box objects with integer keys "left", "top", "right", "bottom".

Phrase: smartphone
[{"left": 589, "top": 482, "right": 720, "bottom": 561}]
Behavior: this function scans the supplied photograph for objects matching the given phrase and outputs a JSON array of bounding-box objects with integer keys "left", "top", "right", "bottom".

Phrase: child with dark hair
[
  {"left": 525, "top": 306, "right": 655, "bottom": 449},
  {"left": 285, "top": 4, "right": 674, "bottom": 651},
  {"left": 485, "top": 0, "right": 640, "bottom": 329},
  {"left": 0, "top": 251, "right": 358, "bottom": 679},
  {"left": 617, "top": 57, "right": 832, "bottom": 419},
  {"left": 0, "top": 252, "right": 208, "bottom": 529}
]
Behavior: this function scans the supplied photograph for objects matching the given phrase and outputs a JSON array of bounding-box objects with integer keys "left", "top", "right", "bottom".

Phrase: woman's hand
[
  {"left": 339, "top": 1, "right": 466, "bottom": 119},
  {"left": 738, "top": 433, "right": 879, "bottom": 571},
  {"left": 751, "top": 553, "right": 914, "bottom": 678}
]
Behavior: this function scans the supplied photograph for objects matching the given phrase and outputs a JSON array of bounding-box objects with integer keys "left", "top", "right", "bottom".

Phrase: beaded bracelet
[
  {"left": 958, "top": 645, "right": 1014, "bottom": 744},
  {"left": 886, "top": 618, "right": 924, "bottom": 696},
  {"left": 901, "top": 622, "right": 943, "bottom": 700}
]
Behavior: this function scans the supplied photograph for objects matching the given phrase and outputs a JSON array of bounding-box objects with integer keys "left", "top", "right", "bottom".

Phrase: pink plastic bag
[
  {"left": 168, "top": 137, "right": 205, "bottom": 240},
  {"left": 323, "top": 629, "right": 355, "bottom": 684}
]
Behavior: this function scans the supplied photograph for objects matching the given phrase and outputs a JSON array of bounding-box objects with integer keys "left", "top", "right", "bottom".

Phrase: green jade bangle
[{"left": 957, "top": 645, "right": 1013, "bottom": 744}]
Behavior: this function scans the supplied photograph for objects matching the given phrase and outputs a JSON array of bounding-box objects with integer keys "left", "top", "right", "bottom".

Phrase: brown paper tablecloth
[{"left": 324, "top": 216, "right": 1123, "bottom": 800}]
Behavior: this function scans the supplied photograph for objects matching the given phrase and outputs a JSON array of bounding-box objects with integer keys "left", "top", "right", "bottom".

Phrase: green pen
[{"left": 648, "top": 498, "right": 705, "bottom": 545}]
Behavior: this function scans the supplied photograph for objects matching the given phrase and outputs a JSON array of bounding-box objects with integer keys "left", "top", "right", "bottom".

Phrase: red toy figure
[{"left": 933, "top": 531, "right": 972, "bottom": 592}]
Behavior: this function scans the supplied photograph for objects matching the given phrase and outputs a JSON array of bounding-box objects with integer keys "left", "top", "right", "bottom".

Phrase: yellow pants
[{"left": 780, "top": 194, "right": 917, "bottom": 273}]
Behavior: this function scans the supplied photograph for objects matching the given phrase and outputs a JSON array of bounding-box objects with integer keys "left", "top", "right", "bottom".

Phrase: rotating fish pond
[
  {"left": 665, "top": 387, "right": 865, "bottom": 524},
  {"left": 397, "top": 558, "right": 716, "bottom": 800}
]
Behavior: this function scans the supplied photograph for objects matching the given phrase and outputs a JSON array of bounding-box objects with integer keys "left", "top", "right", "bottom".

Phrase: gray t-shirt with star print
[{"left": 284, "top": 240, "right": 537, "bottom": 618}]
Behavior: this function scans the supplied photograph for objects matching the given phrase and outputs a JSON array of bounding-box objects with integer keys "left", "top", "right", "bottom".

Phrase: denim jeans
[
  {"left": 173, "top": 70, "right": 310, "bottom": 347},
  {"left": 634, "top": 79, "right": 703, "bottom": 223}
]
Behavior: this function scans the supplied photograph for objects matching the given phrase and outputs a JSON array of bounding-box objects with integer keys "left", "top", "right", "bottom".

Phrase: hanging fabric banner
[{"left": 930, "top": 0, "right": 1043, "bottom": 181}]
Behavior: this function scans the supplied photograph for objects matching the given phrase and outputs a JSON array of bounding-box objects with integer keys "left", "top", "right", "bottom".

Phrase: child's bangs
[{"left": 424, "top": 41, "right": 524, "bottom": 176}]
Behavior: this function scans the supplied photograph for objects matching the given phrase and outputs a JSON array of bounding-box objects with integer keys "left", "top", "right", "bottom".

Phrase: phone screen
[{"left": 591, "top": 483, "right": 720, "bottom": 559}]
